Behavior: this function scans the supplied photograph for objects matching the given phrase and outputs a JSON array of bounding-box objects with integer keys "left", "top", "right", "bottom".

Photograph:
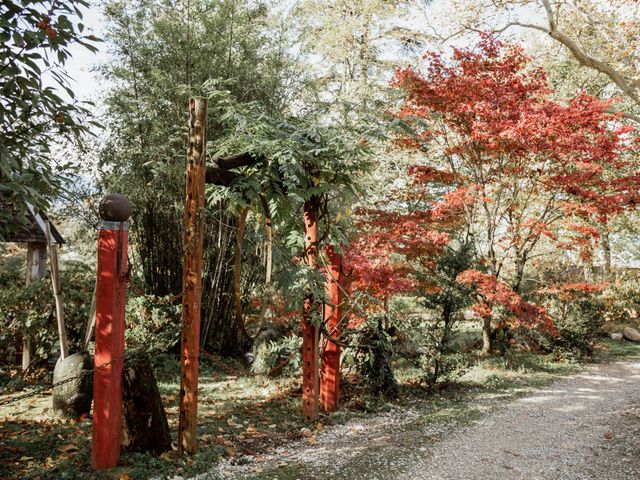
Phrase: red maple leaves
[{"left": 350, "top": 34, "right": 638, "bottom": 333}]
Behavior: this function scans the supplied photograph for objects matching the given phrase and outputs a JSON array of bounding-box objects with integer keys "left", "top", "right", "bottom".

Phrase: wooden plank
[
  {"left": 179, "top": 97, "right": 207, "bottom": 455},
  {"left": 320, "top": 246, "right": 342, "bottom": 412},
  {"left": 302, "top": 197, "right": 319, "bottom": 423}
]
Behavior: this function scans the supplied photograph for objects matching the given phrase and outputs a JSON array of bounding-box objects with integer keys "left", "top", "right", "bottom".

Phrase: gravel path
[{"left": 207, "top": 359, "right": 640, "bottom": 480}]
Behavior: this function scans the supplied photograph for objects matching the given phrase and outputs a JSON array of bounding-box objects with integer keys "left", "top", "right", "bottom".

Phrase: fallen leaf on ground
[{"left": 59, "top": 444, "right": 78, "bottom": 453}]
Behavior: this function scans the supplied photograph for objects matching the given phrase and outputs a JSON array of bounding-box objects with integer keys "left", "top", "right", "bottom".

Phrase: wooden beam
[
  {"left": 215, "top": 152, "right": 264, "bottom": 170},
  {"left": 179, "top": 97, "right": 207, "bottom": 455},
  {"left": 302, "top": 196, "right": 320, "bottom": 423},
  {"left": 205, "top": 166, "right": 240, "bottom": 186}
]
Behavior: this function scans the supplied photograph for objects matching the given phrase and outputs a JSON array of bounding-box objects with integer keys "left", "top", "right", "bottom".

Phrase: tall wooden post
[
  {"left": 302, "top": 197, "right": 320, "bottom": 422},
  {"left": 92, "top": 194, "right": 130, "bottom": 470},
  {"left": 22, "top": 242, "right": 47, "bottom": 370},
  {"left": 179, "top": 97, "right": 207, "bottom": 454},
  {"left": 320, "top": 246, "right": 342, "bottom": 413}
]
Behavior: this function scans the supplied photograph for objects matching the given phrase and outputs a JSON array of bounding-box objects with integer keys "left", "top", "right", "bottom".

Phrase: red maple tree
[{"left": 355, "top": 34, "right": 638, "bottom": 352}]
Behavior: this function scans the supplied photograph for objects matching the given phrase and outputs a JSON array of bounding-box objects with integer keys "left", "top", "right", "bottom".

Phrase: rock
[
  {"left": 611, "top": 333, "right": 624, "bottom": 341},
  {"left": 300, "top": 428, "right": 313, "bottom": 437},
  {"left": 623, "top": 327, "right": 640, "bottom": 342},
  {"left": 52, "top": 351, "right": 93, "bottom": 418}
]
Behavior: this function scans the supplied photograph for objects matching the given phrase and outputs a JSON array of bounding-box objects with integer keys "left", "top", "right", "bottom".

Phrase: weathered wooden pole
[
  {"left": 302, "top": 196, "right": 320, "bottom": 422},
  {"left": 45, "top": 220, "right": 69, "bottom": 360},
  {"left": 92, "top": 194, "right": 131, "bottom": 470},
  {"left": 320, "top": 246, "right": 342, "bottom": 413},
  {"left": 22, "top": 242, "right": 48, "bottom": 370},
  {"left": 179, "top": 97, "right": 207, "bottom": 455}
]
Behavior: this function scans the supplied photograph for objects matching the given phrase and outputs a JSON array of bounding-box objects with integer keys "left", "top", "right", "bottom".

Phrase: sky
[{"left": 63, "top": 5, "right": 108, "bottom": 108}]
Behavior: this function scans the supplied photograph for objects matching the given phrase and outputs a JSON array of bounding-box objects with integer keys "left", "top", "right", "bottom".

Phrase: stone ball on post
[{"left": 99, "top": 194, "right": 131, "bottom": 222}]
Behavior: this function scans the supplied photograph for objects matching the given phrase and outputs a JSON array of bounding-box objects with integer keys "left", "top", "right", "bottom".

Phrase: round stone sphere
[{"left": 99, "top": 193, "right": 131, "bottom": 222}]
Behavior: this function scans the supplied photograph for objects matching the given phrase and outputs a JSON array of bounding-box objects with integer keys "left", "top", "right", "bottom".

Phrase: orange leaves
[{"left": 36, "top": 16, "right": 57, "bottom": 40}]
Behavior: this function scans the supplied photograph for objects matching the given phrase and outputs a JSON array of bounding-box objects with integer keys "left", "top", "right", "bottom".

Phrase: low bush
[
  {"left": 602, "top": 277, "right": 640, "bottom": 325},
  {"left": 354, "top": 316, "right": 399, "bottom": 398},
  {"left": 251, "top": 335, "right": 302, "bottom": 376},
  {"left": 0, "top": 260, "right": 93, "bottom": 367},
  {"left": 125, "top": 296, "right": 181, "bottom": 355},
  {"left": 541, "top": 288, "right": 606, "bottom": 361}
]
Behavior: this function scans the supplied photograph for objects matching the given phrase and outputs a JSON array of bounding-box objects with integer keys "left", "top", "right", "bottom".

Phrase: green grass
[{"left": 1, "top": 339, "right": 639, "bottom": 480}]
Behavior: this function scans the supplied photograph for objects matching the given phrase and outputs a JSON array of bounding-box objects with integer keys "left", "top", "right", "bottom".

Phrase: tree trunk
[
  {"left": 122, "top": 349, "right": 172, "bottom": 455},
  {"left": 482, "top": 317, "right": 492, "bottom": 355},
  {"left": 601, "top": 227, "right": 612, "bottom": 281}
]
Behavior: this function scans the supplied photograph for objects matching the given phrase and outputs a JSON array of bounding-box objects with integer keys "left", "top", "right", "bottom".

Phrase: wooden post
[
  {"left": 92, "top": 194, "right": 130, "bottom": 470},
  {"left": 179, "top": 97, "right": 207, "bottom": 455},
  {"left": 45, "top": 220, "right": 69, "bottom": 360},
  {"left": 22, "top": 242, "right": 47, "bottom": 370},
  {"left": 320, "top": 246, "right": 342, "bottom": 413},
  {"left": 302, "top": 197, "right": 320, "bottom": 422}
]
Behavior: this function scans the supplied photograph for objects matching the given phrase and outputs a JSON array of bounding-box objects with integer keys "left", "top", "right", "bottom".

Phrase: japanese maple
[{"left": 391, "top": 34, "right": 638, "bottom": 353}]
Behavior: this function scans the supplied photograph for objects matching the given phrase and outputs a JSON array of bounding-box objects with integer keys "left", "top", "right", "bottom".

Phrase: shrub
[
  {"left": 602, "top": 277, "right": 640, "bottom": 325},
  {"left": 355, "top": 316, "right": 399, "bottom": 398},
  {"left": 400, "top": 315, "right": 472, "bottom": 388},
  {"left": 419, "top": 351, "right": 471, "bottom": 388},
  {"left": 251, "top": 335, "right": 302, "bottom": 377},
  {"left": 125, "top": 296, "right": 181, "bottom": 355},
  {"left": 414, "top": 242, "right": 474, "bottom": 386},
  {"left": 541, "top": 286, "right": 606, "bottom": 361},
  {"left": 0, "top": 260, "right": 93, "bottom": 366}
]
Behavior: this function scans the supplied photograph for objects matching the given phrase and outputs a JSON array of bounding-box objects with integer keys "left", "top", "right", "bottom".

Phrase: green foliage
[
  {"left": 541, "top": 293, "right": 606, "bottom": 362},
  {"left": 418, "top": 351, "right": 471, "bottom": 388},
  {"left": 251, "top": 335, "right": 302, "bottom": 377},
  {"left": 415, "top": 242, "right": 475, "bottom": 387},
  {"left": 0, "top": 260, "right": 93, "bottom": 364},
  {"left": 355, "top": 316, "right": 398, "bottom": 398},
  {"left": 0, "top": 0, "right": 99, "bottom": 238},
  {"left": 98, "top": 0, "right": 298, "bottom": 353},
  {"left": 125, "top": 296, "right": 181, "bottom": 355},
  {"left": 602, "top": 277, "right": 640, "bottom": 324}
]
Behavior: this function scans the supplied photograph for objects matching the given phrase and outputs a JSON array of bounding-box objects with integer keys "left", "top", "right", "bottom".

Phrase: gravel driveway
[{"left": 206, "top": 359, "right": 640, "bottom": 480}]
